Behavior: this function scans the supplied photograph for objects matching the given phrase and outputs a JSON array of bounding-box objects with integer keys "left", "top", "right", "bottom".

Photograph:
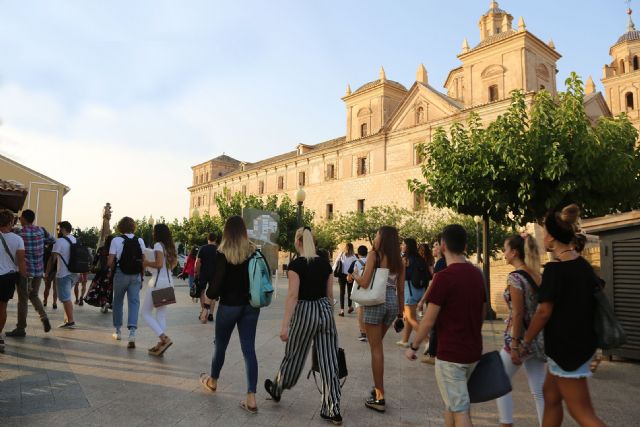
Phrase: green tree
[
  {"left": 410, "top": 73, "right": 640, "bottom": 225},
  {"left": 215, "top": 191, "right": 313, "bottom": 254},
  {"left": 314, "top": 220, "right": 339, "bottom": 254},
  {"left": 334, "top": 206, "right": 408, "bottom": 245},
  {"left": 72, "top": 227, "right": 100, "bottom": 249}
]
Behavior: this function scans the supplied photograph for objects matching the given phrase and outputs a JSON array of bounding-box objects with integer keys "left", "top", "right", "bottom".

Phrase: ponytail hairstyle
[
  {"left": 505, "top": 233, "right": 541, "bottom": 273},
  {"left": 295, "top": 227, "right": 317, "bottom": 262}
]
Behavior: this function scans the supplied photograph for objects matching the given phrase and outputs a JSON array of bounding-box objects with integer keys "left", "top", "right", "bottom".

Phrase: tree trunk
[{"left": 483, "top": 214, "right": 496, "bottom": 320}]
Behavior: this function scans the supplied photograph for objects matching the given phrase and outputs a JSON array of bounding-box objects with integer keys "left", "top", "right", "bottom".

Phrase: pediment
[{"left": 385, "top": 82, "right": 462, "bottom": 132}]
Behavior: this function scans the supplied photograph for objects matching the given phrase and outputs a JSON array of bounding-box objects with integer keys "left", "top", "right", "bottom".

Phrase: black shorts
[{"left": 0, "top": 272, "right": 18, "bottom": 302}]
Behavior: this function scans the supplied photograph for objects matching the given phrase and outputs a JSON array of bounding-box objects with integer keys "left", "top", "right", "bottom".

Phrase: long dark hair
[
  {"left": 153, "top": 223, "right": 177, "bottom": 267},
  {"left": 375, "top": 226, "right": 403, "bottom": 275},
  {"left": 403, "top": 238, "right": 418, "bottom": 258},
  {"left": 418, "top": 243, "right": 435, "bottom": 267},
  {"left": 188, "top": 246, "right": 199, "bottom": 258}
]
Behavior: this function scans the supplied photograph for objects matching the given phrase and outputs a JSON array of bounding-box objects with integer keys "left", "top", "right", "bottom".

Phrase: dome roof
[
  {"left": 353, "top": 79, "right": 407, "bottom": 94},
  {"left": 616, "top": 30, "right": 640, "bottom": 45}
]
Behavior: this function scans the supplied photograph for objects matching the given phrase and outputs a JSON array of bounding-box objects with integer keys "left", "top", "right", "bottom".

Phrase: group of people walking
[{"left": 0, "top": 203, "right": 608, "bottom": 426}]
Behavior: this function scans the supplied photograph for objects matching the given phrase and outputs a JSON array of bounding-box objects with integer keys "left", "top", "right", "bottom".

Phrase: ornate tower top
[{"left": 478, "top": 1, "right": 514, "bottom": 42}]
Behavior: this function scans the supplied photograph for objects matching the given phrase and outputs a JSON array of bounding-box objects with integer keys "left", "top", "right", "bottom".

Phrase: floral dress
[
  {"left": 503, "top": 270, "right": 545, "bottom": 361},
  {"left": 84, "top": 246, "right": 113, "bottom": 308}
]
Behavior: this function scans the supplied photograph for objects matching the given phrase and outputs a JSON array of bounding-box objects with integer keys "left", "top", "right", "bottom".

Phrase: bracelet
[{"left": 409, "top": 343, "right": 419, "bottom": 352}]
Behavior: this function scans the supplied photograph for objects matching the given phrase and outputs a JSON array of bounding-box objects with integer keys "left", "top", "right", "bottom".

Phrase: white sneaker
[
  {"left": 395, "top": 340, "right": 410, "bottom": 348},
  {"left": 112, "top": 331, "right": 121, "bottom": 341}
]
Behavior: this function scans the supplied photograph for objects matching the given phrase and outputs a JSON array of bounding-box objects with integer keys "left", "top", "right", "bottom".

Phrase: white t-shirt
[
  {"left": 0, "top": 232, "right": 25, "bottom": 275},
  {"left": 340, "top": 253, "right": 358, "bottom": 275},
  {"left": 148, "top": 242, "right": 173, "bottom": 288},
  {"left": 52, "top": 234, "right": 77, "bottom": 278},
  {"left": 109, "top": 234, "right": 147, "bottom": 264}
]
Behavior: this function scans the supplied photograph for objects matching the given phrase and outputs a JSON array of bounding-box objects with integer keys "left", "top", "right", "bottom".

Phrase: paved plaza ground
[{"left": 1, "top": 276, "right": 639, "bottom": 426}]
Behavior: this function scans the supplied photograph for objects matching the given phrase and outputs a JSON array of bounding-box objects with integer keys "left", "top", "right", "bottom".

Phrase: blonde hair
[
  {"left": 524, "top": 235, "right": 541, "bottom": 273},
  {"left": 295, "top": 227, "right": 317, "bottom": 262},
  {"left": 218, "top": 216, "right": 255, "bottom": 265}
]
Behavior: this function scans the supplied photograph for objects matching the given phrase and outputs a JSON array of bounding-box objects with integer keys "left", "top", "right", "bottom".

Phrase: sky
[{"left": 0, "top": 0, "right": 628, "bottom": 228}]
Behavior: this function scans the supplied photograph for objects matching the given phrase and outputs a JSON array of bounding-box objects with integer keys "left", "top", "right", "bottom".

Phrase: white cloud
[{"left": 0, "top": 83, "right": 194, "bottom": 229}]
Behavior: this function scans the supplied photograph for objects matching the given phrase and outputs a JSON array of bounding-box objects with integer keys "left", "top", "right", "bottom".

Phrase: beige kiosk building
[
  {"left": 189, "top": 2, "right": 635, "bottom": 221},
  {"left": 0, "top": 153, "right": 69, "bottom": 233}
]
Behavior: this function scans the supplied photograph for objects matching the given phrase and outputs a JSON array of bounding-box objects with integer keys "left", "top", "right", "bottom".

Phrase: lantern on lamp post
[{"left": 295, "top": 187, "right": 306, "bottom": 227}]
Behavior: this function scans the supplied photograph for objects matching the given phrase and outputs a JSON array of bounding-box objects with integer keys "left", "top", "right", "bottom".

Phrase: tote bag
[
  {"left": 350, "top": 265, "right": 388, "bottom": 306},
  {"left": 594, "top": 289, "right": 627, "bottom": 349},
  {"left": 467, "top": 350, "right": 512, "bottom": 403}
]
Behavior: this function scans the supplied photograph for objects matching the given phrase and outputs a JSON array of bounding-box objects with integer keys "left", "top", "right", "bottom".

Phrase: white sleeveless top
[{"left": 148, "top": 242, "right": 173, "bottom": 289}]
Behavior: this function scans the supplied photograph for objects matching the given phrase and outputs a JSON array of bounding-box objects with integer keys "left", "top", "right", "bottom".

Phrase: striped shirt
[{"left": 20, "top": 224, "right": 45, "bottom": 277}]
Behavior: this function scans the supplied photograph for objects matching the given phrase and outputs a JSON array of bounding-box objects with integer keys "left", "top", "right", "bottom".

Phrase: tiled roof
[
  {"left": 486, "top": 5, "right": 506, "bottom": 14},
  {"left": 615, "top": 30, "right": 640, "bottom": 45},
  {"left": 226, "top": 136, "right": 347, "bottom": 175},
  {"left": 212, "top": 154, "right": 242, "bottom": 165},
  {"left": 0, "top": 179, "right": 27, "bottom": 194},
  {"left": 471, "top": 29, "right": 518, "bottom": 51},
  {"left": 354, "top": 79, "right": 407, "bottom": 94}
]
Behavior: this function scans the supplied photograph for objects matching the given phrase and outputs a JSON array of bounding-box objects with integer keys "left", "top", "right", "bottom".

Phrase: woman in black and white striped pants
[{"left": 264, "top": 227, "right": 342, "bottom": 425}]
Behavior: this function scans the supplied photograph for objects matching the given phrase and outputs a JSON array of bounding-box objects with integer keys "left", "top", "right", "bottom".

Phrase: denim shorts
[
  {"left": 434, "top": 358, "right": 478, "bottom": 412},
  {"left": 547, "top": 356, "right": 593, "bottom": 379},
  {"left": 56, "top": 274, "right": 76, "bottom": 302},
  {"left": 404, "top": 280, "right": 425, "bottom": 305}
]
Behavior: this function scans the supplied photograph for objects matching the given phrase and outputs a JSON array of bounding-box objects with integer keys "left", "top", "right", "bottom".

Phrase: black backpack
[
  {"left": 118, "top": 235, "right": 143, "bottom": 275},
  {"left": 60, "top": 236, "right": 92, "bottom": 273},
  {"left": 410, "top": 256, "right": 430, "bottom": 289}
]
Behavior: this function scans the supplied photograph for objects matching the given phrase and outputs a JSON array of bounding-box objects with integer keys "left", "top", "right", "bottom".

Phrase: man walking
[
  {"left": 195, "top": 232, "right": 218, "bottom": 323},
  {"left": 405, "top": 224, "right": 485, "bottom": 427},
  {"left": 48, "top": 221, "right": 78, "bottom": 329},
  {"left": 0, "top": 210, "right": 27, "bottom": 353},
  {"left": 6, "top": 210, "right": 51, "bottom": 337},
  {"left": 108, "top": 217, "right": 145, "bottom": 348}
]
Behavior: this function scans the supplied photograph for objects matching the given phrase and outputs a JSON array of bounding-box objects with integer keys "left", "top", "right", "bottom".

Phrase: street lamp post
[
  {"left": 295, "top": 187, "right": 306, "bottom": 227},
  {"left": 147, "top": 215, "right": 155, "bottom": 247},
  {"left": 474, "top": 215, "right": 482, "bottom": 264}
]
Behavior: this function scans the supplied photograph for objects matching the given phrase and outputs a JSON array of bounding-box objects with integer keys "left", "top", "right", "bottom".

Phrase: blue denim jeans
[
  {"left": 210, "top": 304, "right": 260, "bottom": 393},
  {"left": 112, "top": 270, "right": 141, "bottom": 331}
]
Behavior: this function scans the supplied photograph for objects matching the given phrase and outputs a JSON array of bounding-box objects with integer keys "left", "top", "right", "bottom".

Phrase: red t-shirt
[{"left": 427, "top": 262, "right": 486, "bottom": 364}]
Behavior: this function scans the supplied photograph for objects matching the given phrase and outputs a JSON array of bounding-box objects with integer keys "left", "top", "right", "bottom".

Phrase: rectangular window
[
  {"left": 357, "top": 157, "right": 368, "bottom": 176},
  {"left": 277, "top": 176, "right": 284, "bottom": 190},
  {"left": 488, "top": 85, "right": 499, "bottom": 102},
  {"left": 357, "top": 199, "right": 365, "bottom": 213},
  {"left": 298, "top": 171, "right": 306, "bottom": 186},
  {"left": 326, "top": 164, "right": 336, "bottom": 180},
  {"left": 258, "top": 181, "right": 265, "bottom": 195},
  {"left": 414, "top": 145, "right": 424, "bottom": 165},
  {"left": 326, "top": 203, "right": 334, "bottom": 220}
]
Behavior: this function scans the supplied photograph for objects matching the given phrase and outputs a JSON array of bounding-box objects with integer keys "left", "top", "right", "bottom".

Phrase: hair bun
[{"left": 560, "top": 204, "right": 580, "bottom": 226}]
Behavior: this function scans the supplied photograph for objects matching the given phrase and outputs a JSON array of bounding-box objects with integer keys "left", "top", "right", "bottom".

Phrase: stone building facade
[{"left": 189, "top": 2, "right": 632, "bottom": 221}]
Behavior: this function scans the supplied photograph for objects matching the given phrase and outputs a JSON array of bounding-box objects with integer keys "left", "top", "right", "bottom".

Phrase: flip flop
[
  {"left": 239, "top": 400, "right": 258, "bottom": 414},
  {"left": 199, "top": 373, "right": 216, "bottom": 392}
]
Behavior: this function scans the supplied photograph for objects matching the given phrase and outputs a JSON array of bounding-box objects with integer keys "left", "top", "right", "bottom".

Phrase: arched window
[
  {"left": 626, "top": 92, "right": 634, "bottom": 110},
  {"left": 620, "top": 59, "right": 626, "bottom": 74},
  {"left": 634, "top": 56, "right": 639, "bottom": 71},
  {"left": 360, "top": 123, "right": 368, "bottom": 137},
  {"left": 488, "top": 85, "right": 499, "bottom": 102},
  {"left": 416, "top": 106, "right": 424, "bottom": 124}
]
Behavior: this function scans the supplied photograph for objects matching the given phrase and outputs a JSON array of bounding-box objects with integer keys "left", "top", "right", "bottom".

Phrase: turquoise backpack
[{"left": 248, "top": 250, "right": 274, "bottom": 308}]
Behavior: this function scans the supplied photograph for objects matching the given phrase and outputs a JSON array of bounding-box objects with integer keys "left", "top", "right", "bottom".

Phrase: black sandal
[{"left": 264, "top": 379, "right": 280, "bottom": 402}]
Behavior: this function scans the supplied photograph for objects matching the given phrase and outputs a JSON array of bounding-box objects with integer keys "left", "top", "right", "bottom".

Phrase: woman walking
[
  {"left": 397, "top": 238, "right": 425, "bottom": 347},
  {"left": 523, "top": 204, "right": 605, "bottom": 427},
  {"left": 352, "top": 226, "right": 404, "bottom": 413},
  {"left": 496, "top": 233, "right": 546, "bottom": 427},
  {"left": 182, "top": 246, "right": 198, "bottom": 303},
  {"left": 142, "top": 223, "right": 178, "bottom": 356},
  {"left": 334, "top": 243, "right": 357, "bottom": 317},
  {"left": 84, "top": 235, "right": 114, "bottom": 313},
  {"left": 264, "top": 227, "right": 342, "bottom": 425},
  {"left": 199, "top": 216, "right": 260, "bottom": 414},
  {"left": 419, "top": 238, "right": 445, "bottom": 364}
]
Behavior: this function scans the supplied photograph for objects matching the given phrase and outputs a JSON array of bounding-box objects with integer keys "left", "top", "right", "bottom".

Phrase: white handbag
[{"left": 350, "top": 266, "right": 389, "bottom": 306}]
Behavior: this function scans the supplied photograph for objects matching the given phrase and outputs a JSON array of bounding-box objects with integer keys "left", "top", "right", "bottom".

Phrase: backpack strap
[
  {"left": 154, "top": 243, "right": 171, "bottom": 288},
  {"left": 0, "top": 233, "right": 16, "bottom": 267},
  {"left": 58, "top": 236, "right": 73, "bottom": 270}
]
